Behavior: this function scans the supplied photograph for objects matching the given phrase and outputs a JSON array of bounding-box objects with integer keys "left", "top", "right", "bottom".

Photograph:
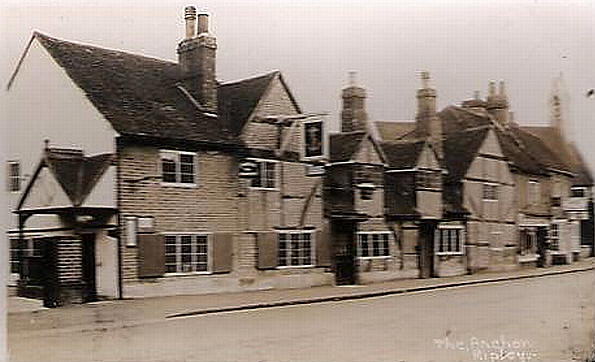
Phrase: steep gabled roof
[
  {"left": 380, "top": 140, "right": 426, "bottom": 169},
  {"left": 443, "top": 127, "right": 490, "bottom": 182},
  {"left": 18, "top": 148, "right": 114, "bottom": 210},
  {"left": 218, "top": 71, "right": 278, "bottom": 135},
  {"left": 510, "top": 126, "right": 572, "bottom": 174},
  {"left": 329, "top": 131, "right": 367, "bottom": 162}
]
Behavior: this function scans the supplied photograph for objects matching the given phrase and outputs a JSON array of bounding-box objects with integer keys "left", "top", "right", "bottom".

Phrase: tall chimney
[
  {"left": 416, "top": 71, "right": 442, "bottom": 160},
  {"left": 486, "top": 79, "right": 509, "bottom": 127},
  {"left": 177, "top": 7, "right": 218, "bottom": 113},
  {"left": 340, "top": 71, "right": 368, "bottom": 133}
]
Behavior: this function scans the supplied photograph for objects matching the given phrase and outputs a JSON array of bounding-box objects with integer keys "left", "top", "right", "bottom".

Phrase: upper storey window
[
  {"left": 7, "top": 161, "right": 20, "bottom": 192},
  {"left": 160, "top": 151, "right": 196, "bottom": 186}
]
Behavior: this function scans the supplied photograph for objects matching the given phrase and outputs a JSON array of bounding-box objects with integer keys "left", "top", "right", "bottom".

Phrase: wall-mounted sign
[
  {"left": 239, "top": 161, "right": 258, "bottom": 178},
  {"left": 125, "top": 216, "right": 138, "bottom": 247}
]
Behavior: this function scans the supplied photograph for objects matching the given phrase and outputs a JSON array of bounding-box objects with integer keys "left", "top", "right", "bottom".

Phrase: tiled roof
[
  {"left": 380, "top": 140, "right": 426, "bottom": 169},
  {"left": 510, "top": 126, "right": 572, "bottom": 174},
  {"left": 30, "top": 32, "right": 282, "bottom": 145},
  {"left": 443, "top": 127, "right": 490, "bottom": 182},
  {"left": 373, "top": 121, "right": 416, "bottom": 142},
  {"left": 521, "top": 126, "right": 593, "bottom": 186},
  {"left": 218, "top": 71, "right": 278, "bottom": 135},
  {"left": 329, "top": 131, "right": 367, "bottom": 162}
]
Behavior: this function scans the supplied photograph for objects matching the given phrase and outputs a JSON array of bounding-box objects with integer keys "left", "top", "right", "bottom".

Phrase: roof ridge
[
  {"left": 34, "top": 31, "right": 177, "bottom": 66},
  {"left": 220, "top": 70, "right": 279, "bottom": 86}
]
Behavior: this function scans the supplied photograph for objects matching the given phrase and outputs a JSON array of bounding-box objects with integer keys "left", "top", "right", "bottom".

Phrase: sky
[{"left": 1, "top": 0, "right": 594, "bottom": 166}]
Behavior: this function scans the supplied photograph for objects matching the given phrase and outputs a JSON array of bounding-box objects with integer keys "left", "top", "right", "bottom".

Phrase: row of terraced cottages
[{"left": 5, "top": 7, "right": 593, "bottom": 305}]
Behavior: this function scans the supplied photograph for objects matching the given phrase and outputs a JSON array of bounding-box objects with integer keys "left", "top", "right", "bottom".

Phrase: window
[
  {"left": 416, "top": 170, "right": 441, "bottom": 190},
  {"left": 249, "top": 159, "right": 277, "bottom": 189},
  {"left": 483, "top": 184, "right": 498, "bottom": 201},
  {"left": 164, "top": 234, "right": 209, "bottom": 273},
  {"left": 303, "top": 120, "right": 324, "bottom": 158},
  {"left": 549, "top": 223, "right": 559, "bottom": 251},
  {"left": 357, "top": 232, "right": 390, "bottom": 258},
  {"left": 571, "top": 187, "right": 585, "bottom": 198},
  {"left": 437, "top": 227, "right": 464, "bottom": 255},
  {"left": 528, "top": 180, "right": 540, "bottom": 204},
  {"left": 160, "top": 151, "right": 196, "bottom": 185},
  {"left": 9, "top": 238, "right": 43, "bottom": 276},
  {"left": 9, "top": 238, "right": 19, "bottom": 274},
  {"left": 7, "top": 161, "right": 20, "bottom": 192},
  {"left": 277, "top": 231, "right": 314, "bottom": 267}
]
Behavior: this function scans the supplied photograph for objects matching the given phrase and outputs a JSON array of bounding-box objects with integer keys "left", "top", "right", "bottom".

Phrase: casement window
[
  {"left": 549, "top": 223, "right": 560, "bottom": 251},
  {"left": 519, "top": 229, "right": 536, "bottom": 256},
  {"left": 248, "top": 159, "right": 277, "bottom": 189},
  {"left": 436, "top": 227, "right": 464, "bottom": 255},
  {"left": 357, "top": 232, "right": 390, "bottom": 258},
  {"left": 9, "top": 238, "right": 20, "bottom": 274},
  {"left": 416, "top": 170, "right": 441, "bottom": 190},
  {"left": 9, "top": 238, "right": 43, "bottom": 276},
  {"left": 571, "top": 187, "right": 586, "bottom": 198},
  {"left": 7, "top": 161, "right": 20, "bottom": 192},
  {"left": 160, "top": 151, "right": 196, "bottom": 185},
  {"left": 277, "top": 231, "right": 315, "bottom": 267},
  {"left": 164, "top": 234, "right": 209, "bottom": 274},
  {"left": 303, "top": 120, "right": 324, "bottom": 159},
  {"left": 482, "top": 183, "right": 498, "bottom": 201},
  {"left": 528, "top": 180, "right": 540, "bottom": 204}
]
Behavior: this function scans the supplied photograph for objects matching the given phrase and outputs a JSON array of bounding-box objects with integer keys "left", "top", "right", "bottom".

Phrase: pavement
[{"left": 8, "top": 258, "right": 595, "bottom": 336}]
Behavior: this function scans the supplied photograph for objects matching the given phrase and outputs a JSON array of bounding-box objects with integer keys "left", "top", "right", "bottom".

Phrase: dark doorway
[
  {"left": 419, "top": 221, "right": 436, "bottom": 278},
  {"left": 536, "top": 227, "right": 548, "bottom": 268},
  {"left": 333, "top": 220, "right": 356, "bottom": 285},
  {"left": 81, "top": 233, "right": 97, "bottom": 302}
]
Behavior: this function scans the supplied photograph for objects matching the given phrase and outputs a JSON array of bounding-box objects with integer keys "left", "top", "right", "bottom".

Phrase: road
[{"left": 9, "top": 271, "right": 595, "bottom": 362}]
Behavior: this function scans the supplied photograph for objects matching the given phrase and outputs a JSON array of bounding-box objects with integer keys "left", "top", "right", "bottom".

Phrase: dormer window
[
  {"left": 303, "top": 120, "right": 324, "bottom": 159},
  {"left": 528, "top": 180, "right": 540, "bottom": 204},
  {"left": 482, "top": 183, "right": 498, "bottom": 201},
  {"left": 571, "top": 187, "right": 586, "bottom": 198}
]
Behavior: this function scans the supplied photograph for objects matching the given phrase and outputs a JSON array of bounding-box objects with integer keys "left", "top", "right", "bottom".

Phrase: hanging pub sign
[
  {"left": 239, "top": 160, "right": 259, "bottom": 178},
  {"left": 304, "top": 120, "right": 323, "bottom": 158}
]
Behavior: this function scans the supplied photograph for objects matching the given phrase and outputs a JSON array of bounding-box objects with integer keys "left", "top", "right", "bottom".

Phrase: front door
[
  {"left": 536, "top": 227, "right": 547, "bottom": 267},
  {"left": 81, "top": 233, "right": 97, "bottom": 302},
  {"left": 419, "top": 221, "right": 436, "bottom": 278},
  {"left": 333, "top": 220, "right": 356, "bottom": 285}
]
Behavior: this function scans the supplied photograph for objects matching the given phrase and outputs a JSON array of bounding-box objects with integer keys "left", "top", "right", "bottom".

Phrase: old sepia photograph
[{"left": 1, "top": 0, "right": 594, "bottom": 361}]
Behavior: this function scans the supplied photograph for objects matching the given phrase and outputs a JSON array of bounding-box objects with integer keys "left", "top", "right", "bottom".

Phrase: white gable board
[
  {"left": 6, "top": 37, "right": 118, "bottom": 228},
  {"left": 20, "top": 167, "right": 72, "bottom": 210},
  {"left": 354, "top": 137, "right": 383, "bottom": 165}
]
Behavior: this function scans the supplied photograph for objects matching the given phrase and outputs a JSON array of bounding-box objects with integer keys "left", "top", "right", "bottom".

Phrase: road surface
[{"left": 9, "top": 271, "right": 595, "bottom": 361}]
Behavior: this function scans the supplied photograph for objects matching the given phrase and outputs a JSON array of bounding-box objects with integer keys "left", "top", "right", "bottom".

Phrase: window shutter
[
  {"left": 257, "top": 232, "right": 278, "bottom": 269},
  {"left": 316, "top": 225, "right": 332, "bottom": 266},
  {"left": 137, "top": 234, "right": 165, "bottom": 278},
  {"left": 212, "top": 232, "right": 234, "bottom": 273}
]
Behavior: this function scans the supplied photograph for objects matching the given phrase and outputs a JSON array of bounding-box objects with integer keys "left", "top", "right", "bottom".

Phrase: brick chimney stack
[
  {"left": 416, "top": 71, "right": 442, "bottom": 160},
  {"left": 177, "top": 6, "right": 218, "bottom": 113},
  {"left": 486, "top": 80, "right": 510, "bottom": 127},
  {"left": 340, "top": 71, "right": 368, "bottom": 133}
]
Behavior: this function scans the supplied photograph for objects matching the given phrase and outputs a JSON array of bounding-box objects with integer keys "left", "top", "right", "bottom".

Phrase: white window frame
[
  {"left": 247, "top": 158, "right": 279, "bottom": 191},
  {"left": 528, "top": 180, "right": 540, "bottom": 205},
  {"left": 549, "top": 222, "right": 560, "bottom": 251},
  {"left": 482, "top": 183, "right": 498, "bottom": 201},
  {"left": 357, "top": 231, "right": 392, "bottom": 259},
  {"left": 7, "top": 160, "right": 20, "bottom": 192},
  {"left": 436, "top": 226, "right": 465, "bottom": 256},
  {"left": 163, "top": 232, "right": 212, "bottom": 275},
  {"left": 302, "top": 119, "right": 325, "bottom": 161},
  {"left": 159, "top": 150, "right": 197, "bottom": 187},
  {"left": 276, "top": 230, "right": 316, "bottom": 268},
  {"left": 570, "top": 187, "right": 586, "bottom": 198}
]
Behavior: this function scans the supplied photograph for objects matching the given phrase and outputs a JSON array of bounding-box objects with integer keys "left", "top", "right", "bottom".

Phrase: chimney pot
[
  {"left": 499, "top": 80, "right": 506, "bottom": 97},
  {"left": 421, "top": 71, "right": 430, "bottom": 89},
  {"left": 488, "top": 80, "right": 496, "bottom": 97},
  {"left": 197, "top": 13, "right": 209, "bottom": 34},
  {"left": 348, "top": 71, "right": 357, "bottom": 87},
  {"left": 474, "top": 90, "right": 480, "bottom": 100},
  {"left": 184, "top": 6, "right": 197, "bottom": 39}
]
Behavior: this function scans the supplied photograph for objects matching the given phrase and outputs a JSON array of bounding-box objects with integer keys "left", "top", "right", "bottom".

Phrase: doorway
[
  {"left": 536, "top": 226, "right": 548, "bottom": 267},
  {"left": 81, "top": 233, "right": 97, "bottom": 302},
  {"left": 419, "top": 221, "right": 436, "bottom": 278},
  {"left": 333, "top": 220, "right": 356, "bottom": 285}
]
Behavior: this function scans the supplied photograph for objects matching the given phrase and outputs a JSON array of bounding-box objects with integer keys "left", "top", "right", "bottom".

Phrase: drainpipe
[{"left": 115, "top": 138, "right": 123, "bottom": 299}]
